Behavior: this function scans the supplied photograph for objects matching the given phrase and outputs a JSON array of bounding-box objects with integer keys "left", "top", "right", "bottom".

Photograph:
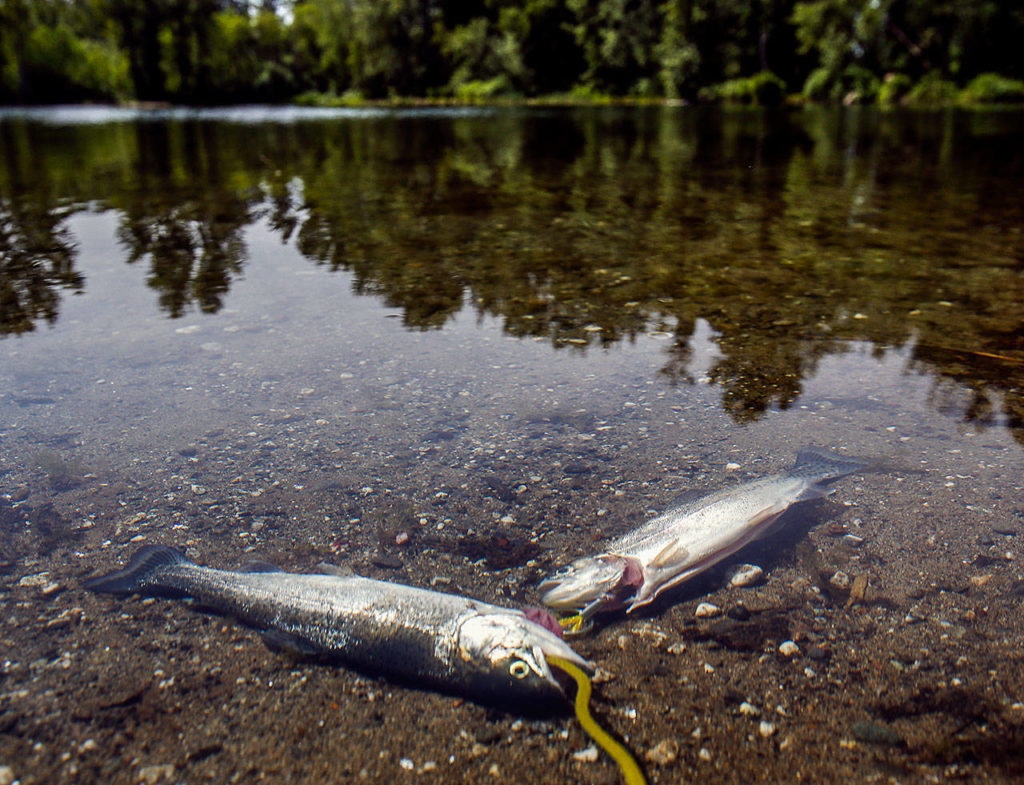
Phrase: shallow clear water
[
  {"left": 2, "top": 105, "right": 1024, "bottom": 782},
  {"left": 3, "top": 106, "right": 1022, "bottom": 498}
]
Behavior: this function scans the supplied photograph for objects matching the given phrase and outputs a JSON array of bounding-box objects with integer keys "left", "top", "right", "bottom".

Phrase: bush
[
  {"left": 565, "top": 84, "right": 615, "bottom": 103},
  {"left": 453, "top": 75, "right": 514, "bottom": 102},
  {"left": 878, "top": 73, "right": 912, "bottom": 105},
  {"left": 801, "top": 66, "right": 878, "bottom": 103},
  {"left": 700, "top": 71, "right": 786, "bottom": 106},
  {"left": 293, "top": 89, "right": 366, "bottom": 107},
  {"left": 960, "top": 73, "right": 1024, "bottom": 104},
  {"left": 905, "top": 73, "right": 959, "bottom": 105}
]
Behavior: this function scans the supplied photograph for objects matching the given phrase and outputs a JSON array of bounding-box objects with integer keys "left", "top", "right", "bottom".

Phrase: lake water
[{"left": 2, "top": 105, "right": 1024, "bottom": 784}]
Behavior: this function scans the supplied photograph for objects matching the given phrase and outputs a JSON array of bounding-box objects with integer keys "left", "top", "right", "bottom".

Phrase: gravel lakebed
[{"left": 2, "top": 410, "right": 1024, "bottom": 785}]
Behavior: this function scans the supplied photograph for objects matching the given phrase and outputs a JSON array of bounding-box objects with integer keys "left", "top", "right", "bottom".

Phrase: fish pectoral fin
[
  {"left": 260, "top": 629, "right": 320, "bottom": 658},
  {"left": 649, "top": 538, "right": 690, "bottom": 570}
]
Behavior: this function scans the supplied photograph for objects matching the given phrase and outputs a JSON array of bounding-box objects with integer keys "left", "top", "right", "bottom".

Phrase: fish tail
[
  {"left": 792, "top": 448, "right": 870, "bottom": 482},
  {"left": 83, "top": 545, "right": 191, "bottom": 596}
]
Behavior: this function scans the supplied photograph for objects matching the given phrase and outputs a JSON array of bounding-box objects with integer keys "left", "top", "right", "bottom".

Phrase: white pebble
[
  {"left": 698, "top": 747, "right": 712, "bottom": 762},
  {"left": 572, "top": 745, "right": 600, "bottom": 763},
  {"left": 667, "top": 642, "right": 687, "bottom": 655},
  {"left": 829, "top": 571, "right": 851, "bottom": 590},
  {"left": 695, "top": 602, "right": 721, "bottom": 619},
  {"left": 399, "top": 759, "right": 414, "bottom": 771},
  {"left": 759, "top": 721, "right": 777, "bottom": 738},
  {"left": 739, "top": 701, "right": 760, "bottom": 716},
  {"left": 725, "top": 462, "right": 741, "bottom": 471},
  {"left": 0, "top": 766, "right": 14, "bottom": 785},
  {"left": 779, "top": 640, "right": 800, "bottom": 657},
  {"left": 726, "top": 564, "right": 765, "bottom": 587}
]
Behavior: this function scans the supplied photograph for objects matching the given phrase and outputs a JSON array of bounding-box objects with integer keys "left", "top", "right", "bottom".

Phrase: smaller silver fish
[
  {"left": 539, "top": 448, "right": 870, "bottom": 622},
  {"left": 85, "top": 546, "right": 591, "bottom": 710}
]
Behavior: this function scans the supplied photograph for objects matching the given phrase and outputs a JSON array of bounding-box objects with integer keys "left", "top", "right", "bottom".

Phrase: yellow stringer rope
[{"left": 546, "top": 655, "right": 648, "bottom": 785}]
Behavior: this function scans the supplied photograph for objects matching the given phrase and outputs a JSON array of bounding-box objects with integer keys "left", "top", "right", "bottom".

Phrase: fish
[
  {"left": 84, "top": 545, "right": 592, "bottom": 711},
  {"left": 539, "top": 448, "right": 870, "bottom": 623}
]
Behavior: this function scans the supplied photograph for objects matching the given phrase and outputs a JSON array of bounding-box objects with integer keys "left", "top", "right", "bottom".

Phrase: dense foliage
[{"left": 1, "top": 0, "right": 1023, "bottom": 104}]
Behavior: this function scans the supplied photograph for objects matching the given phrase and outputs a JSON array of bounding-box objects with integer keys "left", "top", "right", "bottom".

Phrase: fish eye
[{"left": 509, "top": 660, "right": 531, "bottom": 679}]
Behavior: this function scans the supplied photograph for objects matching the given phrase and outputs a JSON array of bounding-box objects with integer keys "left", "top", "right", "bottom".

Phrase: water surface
[{"left": 2, "top": 105, "right": 1024, "bottom": 783}]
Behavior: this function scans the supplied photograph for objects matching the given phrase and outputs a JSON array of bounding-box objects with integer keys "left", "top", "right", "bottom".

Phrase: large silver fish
[
  {"left": 539, "top": 448, "right": 869, "bottom": 622},
  {"left": 85, "top": 546, "right": 591, "bottom": 710}
]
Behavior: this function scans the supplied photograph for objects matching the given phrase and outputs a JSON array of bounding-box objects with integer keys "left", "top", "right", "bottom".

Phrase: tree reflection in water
[{"left": 0, "top": 107, "right": 1021, "bottom": 441}]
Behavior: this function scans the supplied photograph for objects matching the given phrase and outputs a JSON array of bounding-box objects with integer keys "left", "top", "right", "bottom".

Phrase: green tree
[{"left": 568, "top": 0, "right": 662, "bottom": 95}]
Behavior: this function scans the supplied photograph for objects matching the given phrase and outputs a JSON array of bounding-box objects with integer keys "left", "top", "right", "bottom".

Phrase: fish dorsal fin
[
  {"left": 650, "top": 538, "right": 690, "bottom": 570},
  {"left": 313, "top": 562, "right": 353, "bottom": 577}
]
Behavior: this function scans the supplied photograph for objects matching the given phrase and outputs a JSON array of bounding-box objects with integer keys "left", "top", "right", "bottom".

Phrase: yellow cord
[
  {"left": 557, "top": 613, "right": 592, "bottom": 636},
  {"left": 546, "top": 655, "right": 648, "bottom": 785}
]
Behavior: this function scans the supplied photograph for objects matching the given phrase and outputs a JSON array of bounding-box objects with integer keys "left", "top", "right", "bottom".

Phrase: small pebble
[
  {"left": 843, "top": 534, "right": 865, "bottom": 546},
  {"left": 726, "top": 564, "right": 765, "bottom": 587},
  {"left": 829, "top": 571, "right": 851, "bottom": 590},
  {"left": 17, "top": 572, "right": 50, "bottom": 588},
  {"left": 667, "top": 642, "right": 687, "bottom": 655},
  {"left": 137, "top": 764, "right": 175, "bottom": 784},
  {"left": 0, "top": 766, "right": 13, "bottom": 785},
  {"left": 807, "top": 644, "right": 830, "bottom": 662},
  {"left": 698, "top": 748, "right": 712, "bottom": 762},
  {"left": 394, "top": 531, "right": 409, "bottom": 546},
  {"left": 399, "top": 758, "right": 414, "bottom": 771},
  {"left": 779, "top": 640, "right": 800, "bottom": 657},
  {"left": 727, "top": 604, "right": 751, "bottom": 621},
  {"left": 759, "top": 721, "right": 777, "bottom": 738},
  {"left": 695, "top": 602, "right": 721, "bottom": 619},
  {"left": 645, "top": 739, "right": 679, "bottom": 766},
  {"left": 851, "top": 721, "right": 903, "bottom": 747},
  {"left": 572, "top": 745, "right": 600, "bottom": 763},
  {"left": 739, "top": 701, "right": 760, "bottom": 716},
  {"left": 725, "top": 462, "right": 741, "bottom": 471}
]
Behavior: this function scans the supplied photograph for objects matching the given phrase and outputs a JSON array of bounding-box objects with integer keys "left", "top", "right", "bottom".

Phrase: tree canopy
[{"left": 1, "top": 0, "right": 1023, "bottom": 104}]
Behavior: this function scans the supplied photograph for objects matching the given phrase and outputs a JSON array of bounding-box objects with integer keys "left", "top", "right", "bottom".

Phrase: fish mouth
[
  {"left": 535, "top": 642, "right": 593, "bottom": 692},
  {"left": 538, "top": 582, "right": 591, "bottom": 612}
]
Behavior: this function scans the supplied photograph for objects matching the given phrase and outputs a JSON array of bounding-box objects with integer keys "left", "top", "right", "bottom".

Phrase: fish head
[
  {"left": 456, "top": 611, "right": 593, "bottom": 710},
  {"left": 537, "top": 554, "right": 631, "bottom": 613}
]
